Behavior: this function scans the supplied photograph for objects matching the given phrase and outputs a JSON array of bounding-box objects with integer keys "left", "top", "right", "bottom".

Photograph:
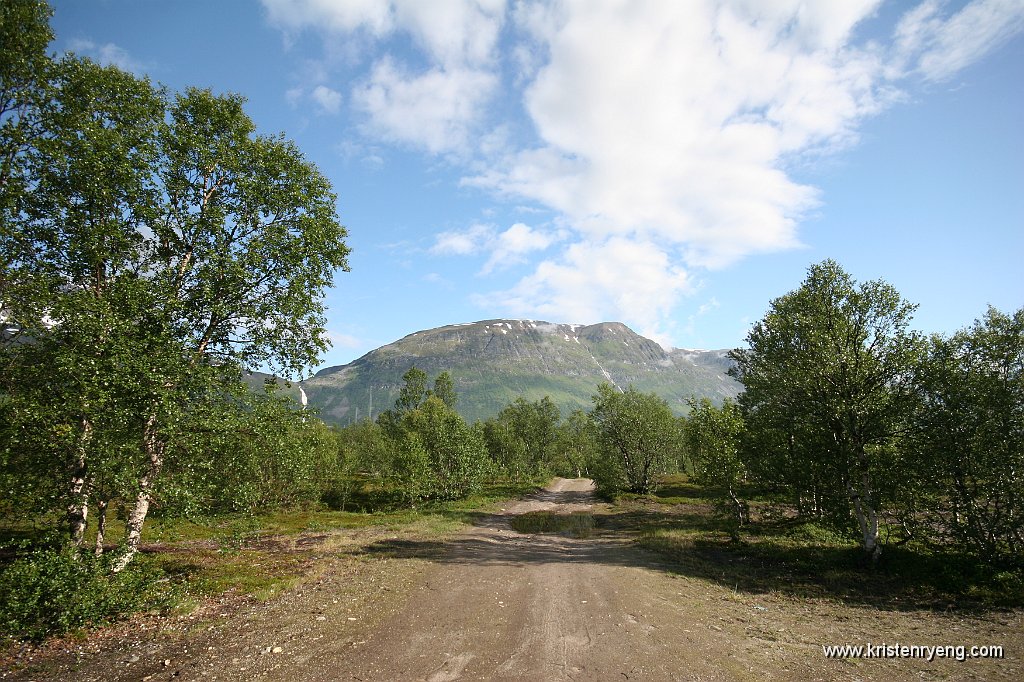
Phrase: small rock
[
  {"left": 271, "top": 646, "right": 284, "bottom": 654},
  {"left": 316, "top": 615, "right": 327, "bottom": 621},
  {"left": 163, "top": 659, "right": 172, "bottom": 667},
  {"left": 129, "top": 654, "right": 140, "bottom": 663}
]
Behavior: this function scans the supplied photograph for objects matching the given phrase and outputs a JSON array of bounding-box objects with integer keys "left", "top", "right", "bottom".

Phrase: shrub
[{"left": 0, "top": 545, "right": 170, "bottom": 641}]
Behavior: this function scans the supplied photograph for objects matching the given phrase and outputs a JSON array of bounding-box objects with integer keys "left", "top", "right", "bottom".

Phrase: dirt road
[
  {"left": 5, "top": 478, "right": 1021, "bottom": 681},
  {"left": 313, "top": 477, "right": 707, "bottom": 680}
]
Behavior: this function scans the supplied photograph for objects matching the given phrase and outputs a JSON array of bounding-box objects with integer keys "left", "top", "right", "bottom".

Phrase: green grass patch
[
  {"left": 618, "top": 485, "right": 1024, "bottom": 610},
  {"left": 509, "top": 511, "right": 596, "bottom": 538},
  {"left": 151, "top": 548, "right": 309, "bottom": 604},
  {"left": 1, "top": 477, "right": 543, "bottom": 643}
]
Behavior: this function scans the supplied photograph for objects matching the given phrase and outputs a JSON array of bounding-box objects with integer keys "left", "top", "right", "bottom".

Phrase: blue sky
[{"left": 50, "top": 0, "right": 1023, "bottom": 372}]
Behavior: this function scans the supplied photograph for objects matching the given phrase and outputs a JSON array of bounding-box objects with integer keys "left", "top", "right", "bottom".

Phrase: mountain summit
[{"left": 302, "top": 319, "right": 740, "bottom": 424}]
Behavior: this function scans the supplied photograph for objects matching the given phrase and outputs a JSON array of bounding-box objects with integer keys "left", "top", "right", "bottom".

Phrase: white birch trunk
[
  {"left": 67, "top": 418, "right": 92, "bottom": 547},
  {"left": 111, "top": 414, "right": 164, "bottom": 573},
  {"left": 94, "top": 499, "right": 108, "bottom": 556}
]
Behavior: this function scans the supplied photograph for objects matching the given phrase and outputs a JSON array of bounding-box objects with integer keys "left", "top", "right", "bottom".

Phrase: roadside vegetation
[{"left": 609, "top": 474, "right": 1024, "bottom": 610}]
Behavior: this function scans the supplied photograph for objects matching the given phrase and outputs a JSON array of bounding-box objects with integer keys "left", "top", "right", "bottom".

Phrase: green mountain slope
[{"left": 300, "top": 319, "right": 740, "bottom": 425}]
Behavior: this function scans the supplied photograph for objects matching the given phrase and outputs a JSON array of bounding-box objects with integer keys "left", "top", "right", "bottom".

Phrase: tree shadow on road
[{"left": 353, "top": 493, "right": 1022, "bottom": 613}]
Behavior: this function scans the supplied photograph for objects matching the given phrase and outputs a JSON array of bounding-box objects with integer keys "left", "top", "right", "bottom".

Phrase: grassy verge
[
  {"left": 612, "top": 474, "right": 1024, "bottom": 610},
  {"left": 509, "top": 511, "right": 596, "bottom": 538},
  {"left": 0, "top": 478, "right": 543, "bottom": 643}
]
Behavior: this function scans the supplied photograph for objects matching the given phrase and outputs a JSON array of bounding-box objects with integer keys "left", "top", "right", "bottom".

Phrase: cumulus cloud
[
  {"left": 465, "top": 0, "right": 1023, "bottom": 333},
  {"left": 262, "top": 0, "right": 394, "bottom": 35},
  {"left": 263, "top": 0, "right": 506, "bottom": 153},
  {"left": 263, "top": 0, "right": 1024, "bottom": 339},
  {"left": 430, "top": 222, "right": 558, "bottom": 273},
  {"left": 311, "top": 85, "right": 342, "bottom": 114},
  {"left": 430, "top": 222, "right": 494, "bottom": 256},
  {"left": 473, "top": 237, "right": 691, "bottom": 338},
  {"left": 67, "top": 39, "right": 145, "bottom": 73},
  {"left": 470, "top": 1, "right": 887, "bottom": 265},
  {"left": 481, "top": 222, "right": 557, "bottom": 274},
  {"left": 352, "top": 58, "right": 496, "bottom": 153}
]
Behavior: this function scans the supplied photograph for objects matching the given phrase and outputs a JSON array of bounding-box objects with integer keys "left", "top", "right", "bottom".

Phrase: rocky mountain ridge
[{"left": 295, "top": 319, "right": 740, "bottom": 424}]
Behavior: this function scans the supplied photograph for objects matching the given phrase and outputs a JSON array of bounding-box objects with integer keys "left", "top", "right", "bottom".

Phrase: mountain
[{"left": 300, "top": 319, "right": 741, "bottom": 425}]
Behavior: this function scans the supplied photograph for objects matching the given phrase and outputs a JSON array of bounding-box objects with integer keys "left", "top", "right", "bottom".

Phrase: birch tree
[
  {"left": 685, "top": 397, "right": 748, "bottom": 533},
  {"left": 1, "top": 6, "right": 350, "bottom": 570},
  {"left": 911, "top": 307, "right": 1024, "bottom": 563},
  {"left": 730, "top": 260, "right": 922, "bottom": 562},
  {"left": 589, "top": 383, "right": 682, "bottom": 495}
]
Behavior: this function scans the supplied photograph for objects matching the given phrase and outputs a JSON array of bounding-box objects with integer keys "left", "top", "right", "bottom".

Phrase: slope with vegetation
[{"left": 302, "top": 319, "right": 739, "bottom": 424}]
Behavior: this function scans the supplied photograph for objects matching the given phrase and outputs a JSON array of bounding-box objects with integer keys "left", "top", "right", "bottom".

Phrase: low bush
[{"left": 0, "top": 544, "right": 171, "bottom": 641}]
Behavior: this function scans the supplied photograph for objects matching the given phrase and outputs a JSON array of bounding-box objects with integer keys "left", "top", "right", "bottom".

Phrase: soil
[{"left": 2, "top": 478, "right": 1021, "bottom": 681}]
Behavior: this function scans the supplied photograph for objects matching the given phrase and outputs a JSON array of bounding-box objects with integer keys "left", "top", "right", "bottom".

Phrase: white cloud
[
  {"left": 469, "top": 1, "right": 888, "bottom": 267},
  {"left": 323, "top": 329, "right": 362, "bottom": 349},
  {"left": 262, "top": 0, "right": 394, "bottom": 35},
  {"left": 430, "top": 223, "right": 494, "bottom": 256},
  {"left": 264, "top": 0, "right": 1024, "bottom": 342},
  {"left": 285, "top": 86, "right": 304, "bottom": 107},
  {"left": 422, "top": 272, "right": 455, "bottom": 289},
  {"left": 263, "top": 0, "right": 506, "bottom": 153},
  {"left": 352, "top": 58, "right": 496, "bottom": 153},
  {"left": 682, "top": 296, "right": 721, "bottom": 338},
  {"left": 391, "top": 0, "right": 505, "bottom": 66},
  {"left": 895, "top": 0, "right": 1024, "bottom": 81},
  {"left": 481, "top": 222, "right": 557, "bottom": 274},
  {"left": 430, "top": 222, "right": 558, "bottom": 273},
  {"left": 311, "top": 85, "right": 342, "bottom": 114},
  {"left": 68, "top": 39, "right": 145, "bottom": 73},
  {"left": 474, "top": 237, "right": 691, "bottom": 335},
  {"left": 465, "top": 0, "right": 1024, "bottom": 338}
]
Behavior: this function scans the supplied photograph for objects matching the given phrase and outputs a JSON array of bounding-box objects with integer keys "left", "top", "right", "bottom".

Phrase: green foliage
[
  {"left": 0, "top": 544, "right": 169, "bottom": 641},
  {"left": 731, "top": 260, "right": 923, "bottom": 559},
  {"left": 589, "top": 383, "right": 682, "bottom": 495},
  {"left": 0, "top": 0, "right": 53, "bottom": 233},
  {"left": 430, "top": 371, "right": 457, "bottom": 408},
  {"left": 376, "top": 369, "right": 488, "bottom": 502},
  {"left": 326, "top": 418, "right": 387, "bottom": 510},
  {"left": 685, "top": 398, "right": 748, "bottom": 532},
  {"left": 395, "top": 366, "right": 428, "bottom": 413},
  {"left": 398, "top": 396, "right": 488, "bottom": 500},
  {"left": 162, "top": 386, "right": 341, "bottom": 515},
  {"left": 0, "top": 1, "right": 350, "bottom": 570},
  {"left": 553, "top": 409, "right": 598, "bottom": 478},
  {"left": 482, "top": 396, "right": 561, "bottom": 480},
  {"left": 909, "top": 306, "right": 1024, "bottom": 564}
]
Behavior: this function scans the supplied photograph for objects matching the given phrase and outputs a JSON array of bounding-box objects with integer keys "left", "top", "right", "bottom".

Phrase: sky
[{"left": 49, "top": 0, "right": 1024, "bottom": 372}]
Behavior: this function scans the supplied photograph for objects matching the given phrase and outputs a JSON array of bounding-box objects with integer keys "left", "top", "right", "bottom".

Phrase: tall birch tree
[
  {"left": 1, "top": 2, "right": 350, "bottom": 570},
  {"left": 730, "top": 260, "right": 922, "bottom": 562}
]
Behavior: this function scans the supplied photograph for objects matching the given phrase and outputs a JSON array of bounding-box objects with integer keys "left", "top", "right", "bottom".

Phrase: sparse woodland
[{"left": 2, "top": 0, "right": 1022, "bottom": 646}]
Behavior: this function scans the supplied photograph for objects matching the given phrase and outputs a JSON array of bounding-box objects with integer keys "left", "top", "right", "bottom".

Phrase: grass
[
  {"left": 611, "top": 474, "right": 1024, "bottom": 610},
  {"left": 0, "top": 477, "right": 544, "bottom": 642},
  {"left": 509, "top": 511, "right": 596, "bottom": 538}
]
